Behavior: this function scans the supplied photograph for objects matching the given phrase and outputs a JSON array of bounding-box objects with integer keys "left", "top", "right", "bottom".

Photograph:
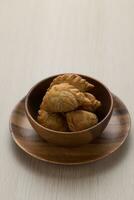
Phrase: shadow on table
[{"left": 10, "top": 134, "right": 131, "bottom": 180}]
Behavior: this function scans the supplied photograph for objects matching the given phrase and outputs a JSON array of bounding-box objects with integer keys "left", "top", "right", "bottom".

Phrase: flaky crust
[
  {"left": 66, "top": 110, "right": 98, "bottom": 131},
  {"left": 81, "top": 92, "right": 101, "bottom": 112},
  {"left": 40, "top": 83, "right": 92, "bottom": 112},
  {"left": 37, "top": 110, "right": 68, "bottom": 131},
  {"left": 49, "top": 74, "right": 94, "bottom": 92},
  {"left": 40, "top": 83, "right": 79, "bottom": 112}
]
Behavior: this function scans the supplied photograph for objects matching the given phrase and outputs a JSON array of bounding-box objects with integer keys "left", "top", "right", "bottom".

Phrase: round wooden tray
[{"left": 10, "top": 95, "right": 131, "bottom": 165}]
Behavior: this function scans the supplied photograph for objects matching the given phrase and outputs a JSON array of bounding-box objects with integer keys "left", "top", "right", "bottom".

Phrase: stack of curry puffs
[{"left": 37, "top": 74, "right": 101, "bottom": 132}]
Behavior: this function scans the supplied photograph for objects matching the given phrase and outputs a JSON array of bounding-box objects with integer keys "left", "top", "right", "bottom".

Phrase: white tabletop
[{"left": 0, "top": 1, "right": 133, "bottom": 199}]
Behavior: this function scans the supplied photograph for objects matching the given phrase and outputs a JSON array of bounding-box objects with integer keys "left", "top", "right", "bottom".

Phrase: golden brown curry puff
[
  {"left": 66, "top": 110, "right": 98, "bottom": 131},
  {"left": 81, "top": 92, "right": 101, "bottom": 112},
  {"left": 40, "top": 83, "right": 92, "bottom": 112},
  {"left": 49, "top": 73, "right": 94, "bottom": 92},
  {"left": 37, "top": 110, "right": 68, "bottom": 131}
]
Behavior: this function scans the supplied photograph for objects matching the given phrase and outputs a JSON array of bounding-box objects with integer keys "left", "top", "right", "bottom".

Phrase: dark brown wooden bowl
[{"left": 25, "top": 74, "right": 113, "bottom": 147}]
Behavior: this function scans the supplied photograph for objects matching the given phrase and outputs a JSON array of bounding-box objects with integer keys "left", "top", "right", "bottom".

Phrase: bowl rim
[{"left": 25, "top": 73, "right": 114, "bottom": 134}]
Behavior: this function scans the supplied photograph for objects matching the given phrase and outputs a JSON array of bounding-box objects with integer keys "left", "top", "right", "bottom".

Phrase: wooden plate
[{"left": 10, "top": 95, "right": 131, "bottom": 165}]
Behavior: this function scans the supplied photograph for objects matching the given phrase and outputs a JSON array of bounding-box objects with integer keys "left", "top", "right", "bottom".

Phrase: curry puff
[
  {"left": 49, "top": 73, "right": 94, "bottom": 92},
  {"left": 37, "top": 110, "right": 68, "bottom": 131},
  {"left": 81, "top": 92, "right": 101, "bottom": 112},
  {"left": 37, "top": 74, "right": 101, "bottom": 131},
  {"left": 40, "top": 83, "right": 92, "bottom": 112},
  {"left": 66, "top": 110, "right": 98, "bottom": 131}
]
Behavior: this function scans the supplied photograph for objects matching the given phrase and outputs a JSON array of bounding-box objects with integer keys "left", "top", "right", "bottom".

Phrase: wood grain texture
[
  {"left": 0, "top": 0, "right": 134, "bottom": 200},
  {"left": 10, "top": 95, "right": 130, "bottom": 165}
]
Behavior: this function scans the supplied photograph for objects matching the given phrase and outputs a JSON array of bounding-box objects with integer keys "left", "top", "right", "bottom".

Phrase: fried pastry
[
  {"left": 37, "top": 110, "right": 68, "bottom": 131},
  {"left": 40, "top": 83, "right": 79, "bottom": 112},
  {"left": 40, "top": 83, "right": 92, "bottom": 112},
  {"left": 66, "top": 110, "right": 98, "bottom": 131},
  {"left": 49, "top": 73, "right": 94, "bottom": 92},
  {"left": 81, "top": 92, "right": 101, "bottom": 112}
]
